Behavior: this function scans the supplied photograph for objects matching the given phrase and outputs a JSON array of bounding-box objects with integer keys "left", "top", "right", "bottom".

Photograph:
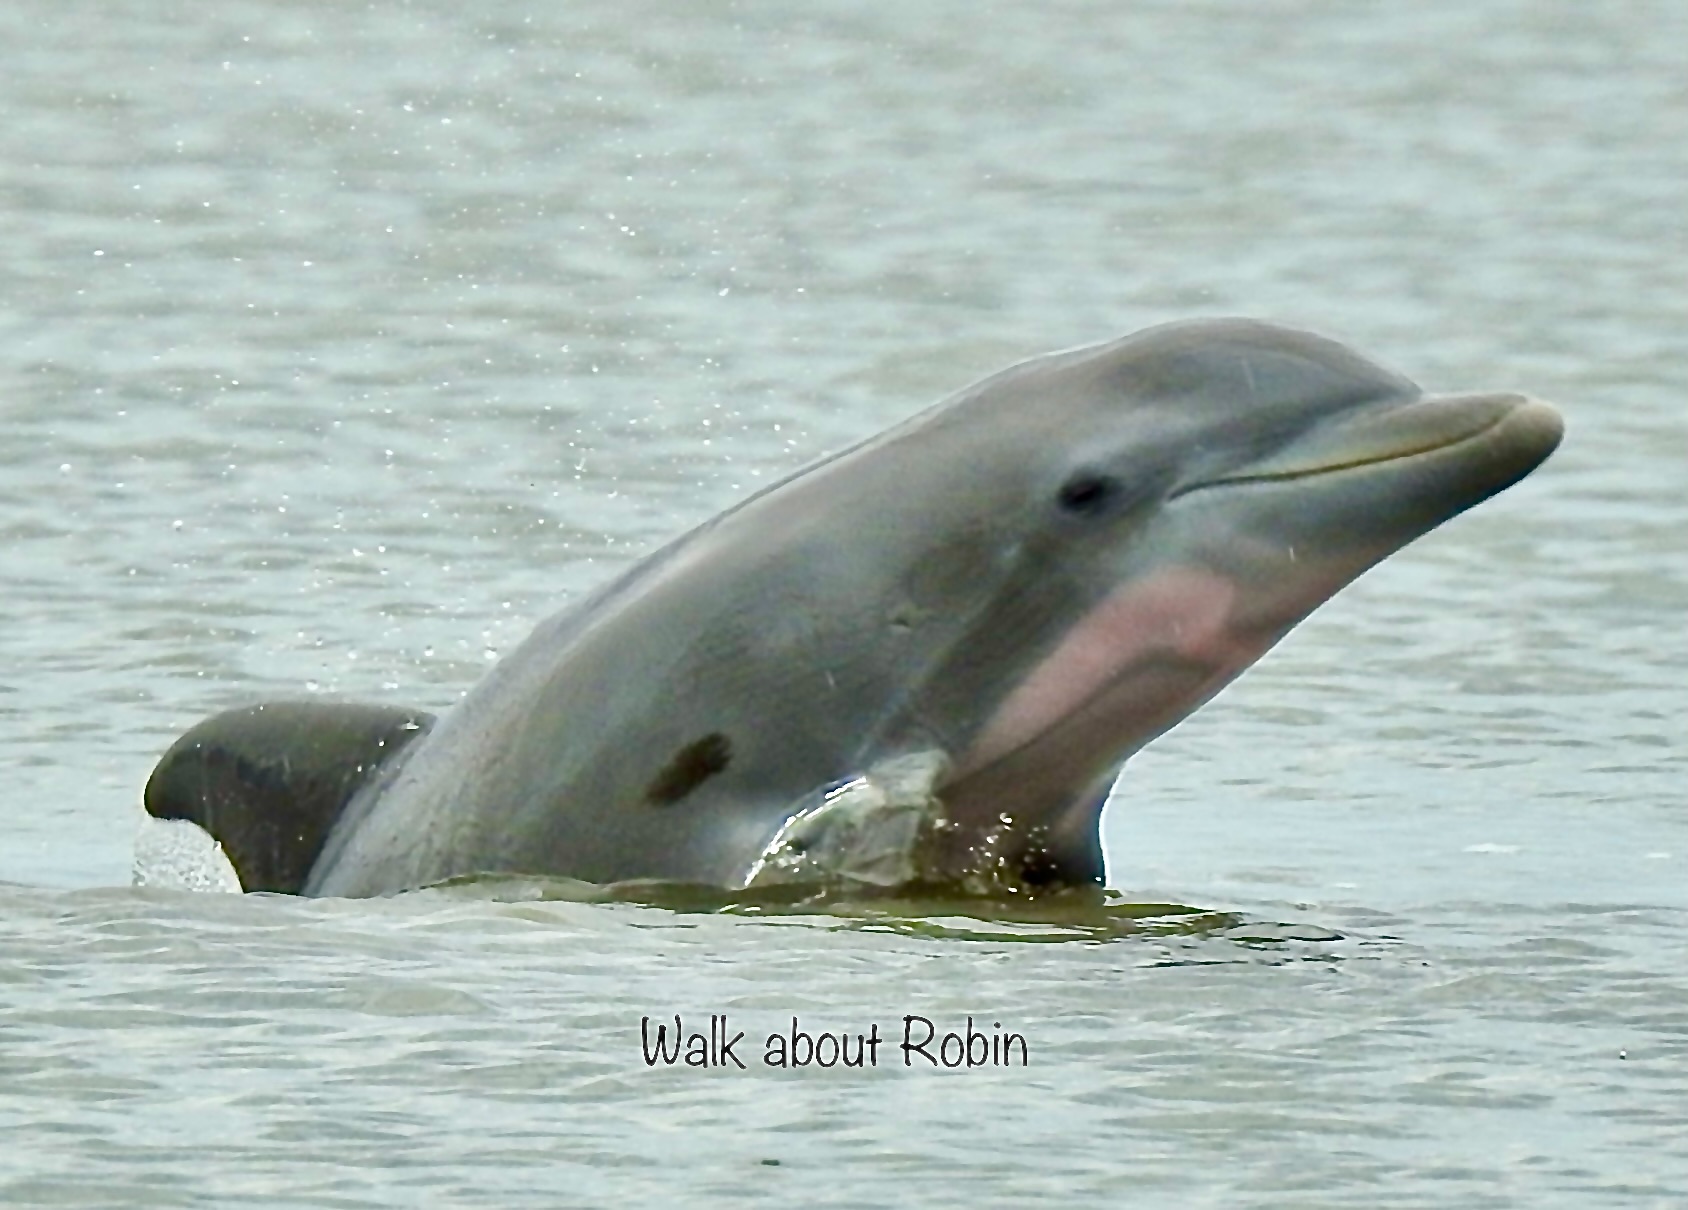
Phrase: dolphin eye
[{"left": 1055, "top": 471, "right": 1120, "bottom": 517}]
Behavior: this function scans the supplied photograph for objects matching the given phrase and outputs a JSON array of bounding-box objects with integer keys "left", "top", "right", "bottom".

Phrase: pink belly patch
[{"left": 960, "top": 566, "right": 1246, "bottom": 774}]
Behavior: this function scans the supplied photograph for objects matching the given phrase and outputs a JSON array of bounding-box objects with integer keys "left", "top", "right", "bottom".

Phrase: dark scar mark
[{"left": 645, "top": 733, "right": 733, "bottom": 806}]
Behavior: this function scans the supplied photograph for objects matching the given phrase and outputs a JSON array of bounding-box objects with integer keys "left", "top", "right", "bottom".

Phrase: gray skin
[{"left": 144, "top": 319, "right": 1563, "bottom": 897}]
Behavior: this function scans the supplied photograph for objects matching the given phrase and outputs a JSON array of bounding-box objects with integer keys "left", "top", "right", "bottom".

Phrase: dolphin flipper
[{"left": 143, "top": 702, "right": 435, "bottom": 893}]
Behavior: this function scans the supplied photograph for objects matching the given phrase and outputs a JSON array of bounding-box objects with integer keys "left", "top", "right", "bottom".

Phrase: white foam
[{"left": 132, "top": 816, "right": 244, "bottom": 893}]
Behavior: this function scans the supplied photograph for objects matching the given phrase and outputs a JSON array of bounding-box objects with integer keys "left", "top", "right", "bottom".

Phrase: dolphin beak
[{"left": 1182, "top": 392, "right": 1564, "bottom": 495}]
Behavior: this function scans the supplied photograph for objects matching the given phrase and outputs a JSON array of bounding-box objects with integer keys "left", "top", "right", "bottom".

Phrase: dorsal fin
[{"left": 144, "top": 701, "right": 435, "bottom": 894}]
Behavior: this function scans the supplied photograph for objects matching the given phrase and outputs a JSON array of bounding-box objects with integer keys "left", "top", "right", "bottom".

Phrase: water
[{"left": 3, "top": 0, "right": 1685, "bottom": 1204}]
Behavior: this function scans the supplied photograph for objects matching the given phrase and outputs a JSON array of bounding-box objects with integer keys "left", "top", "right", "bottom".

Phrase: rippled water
[{"left": 3, "top": 1, "right": 1685, "bottom": 1205}]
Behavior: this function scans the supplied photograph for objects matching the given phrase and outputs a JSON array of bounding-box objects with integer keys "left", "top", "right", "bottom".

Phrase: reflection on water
[{"left": 424, "top": 871, "right": 1252, "bottom": 944}]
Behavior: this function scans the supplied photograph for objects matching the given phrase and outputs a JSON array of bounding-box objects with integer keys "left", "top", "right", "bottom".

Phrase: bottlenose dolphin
[{"left": 145, "top": 319, "right": 1562, "bottom": 897}]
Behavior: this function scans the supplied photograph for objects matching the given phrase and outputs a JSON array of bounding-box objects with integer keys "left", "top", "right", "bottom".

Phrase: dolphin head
[{"left": 841, "top": 319, "right": 1562, "bottom": 890}]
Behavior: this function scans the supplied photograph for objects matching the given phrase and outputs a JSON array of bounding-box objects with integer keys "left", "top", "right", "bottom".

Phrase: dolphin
[{"left": 144, "top": 319, "right": 1563, "bottom": 897}]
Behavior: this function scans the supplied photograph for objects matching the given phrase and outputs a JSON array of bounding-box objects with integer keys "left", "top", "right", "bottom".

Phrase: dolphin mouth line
[{"left": 1169, "top": 403, "right": 1520, "bottom": 502}]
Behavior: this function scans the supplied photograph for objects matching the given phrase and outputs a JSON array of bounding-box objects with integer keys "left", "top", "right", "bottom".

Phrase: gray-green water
[{"left": 3, "top": 1, "right": 1685, "bottom": 1205}]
